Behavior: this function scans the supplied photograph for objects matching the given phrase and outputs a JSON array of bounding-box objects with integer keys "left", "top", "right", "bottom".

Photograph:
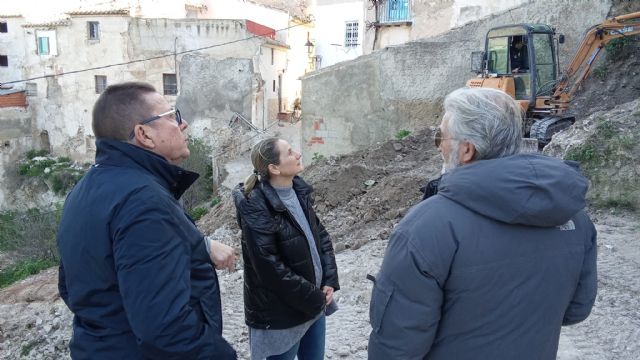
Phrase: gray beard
[{"left": 442, "top": 140, "right": 461, "bottom": 173}]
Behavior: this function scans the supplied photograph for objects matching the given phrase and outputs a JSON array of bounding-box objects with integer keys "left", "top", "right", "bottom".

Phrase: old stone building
[{"left": 0, "top": 0, "right": 314, "bottom": 209}]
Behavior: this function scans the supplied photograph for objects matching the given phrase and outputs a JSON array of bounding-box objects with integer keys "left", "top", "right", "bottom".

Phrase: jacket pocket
[{"left": 369, "top": 283, "right": 393, "bottom": 333}]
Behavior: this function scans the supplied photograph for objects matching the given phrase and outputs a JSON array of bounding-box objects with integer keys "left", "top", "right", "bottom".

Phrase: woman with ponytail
[{"left": 232, "top": 137, "right": 339, "bottom": 360}]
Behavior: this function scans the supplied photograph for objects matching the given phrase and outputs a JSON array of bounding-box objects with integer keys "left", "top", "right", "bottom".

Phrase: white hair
[{"left": 444, "top": 87, "right": 523, "bottom": 160}]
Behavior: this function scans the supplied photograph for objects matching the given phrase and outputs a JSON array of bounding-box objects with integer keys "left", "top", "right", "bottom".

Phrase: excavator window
[
  {"left": 487, "top": 37, "right": 508, "bottom": 74},
  {"left": 532, "top": 33, "right": 556, "bottom": 95}
]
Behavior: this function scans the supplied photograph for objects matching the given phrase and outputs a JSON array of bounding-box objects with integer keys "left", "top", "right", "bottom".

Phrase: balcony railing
[{"left": 377, "top": 0, "right": 411, "bottom": 24}]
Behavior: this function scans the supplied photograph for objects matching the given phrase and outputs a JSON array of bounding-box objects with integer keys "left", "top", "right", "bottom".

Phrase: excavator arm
[{"left": 551, "top": 12, "right": 640, "bottom": 111}]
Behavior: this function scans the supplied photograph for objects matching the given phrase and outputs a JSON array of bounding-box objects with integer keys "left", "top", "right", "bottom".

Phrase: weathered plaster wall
[
  {"left": 0, "top": 17, "right": 27, "bottom": 87},
  {"left": 302, "top": 0, "right": 613, "bottom": 161},
  {"left": 176, "top": 55, "right": 256, "bottom": 152},
  {"left": 0, "top": 108, "right": 49, "bottom": 210}
]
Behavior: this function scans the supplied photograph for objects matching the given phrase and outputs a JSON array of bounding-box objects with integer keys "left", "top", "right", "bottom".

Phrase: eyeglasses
[
  {"left": 128, "top": 108, "right": 182, "bottom": 140},
  {"left": 433, "top": 128, "right": 457, "bottom": 147}
]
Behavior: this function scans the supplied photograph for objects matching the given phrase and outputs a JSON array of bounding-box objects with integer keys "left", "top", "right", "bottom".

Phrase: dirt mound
[
  {"left": 570, "top": 1, "right": 640, "bottom": 120},
  {"left": 0, "top": 268, "right": 59, "bottom": 304},
  {"left": 198, "top": 128, "right": 442, "bottom": 252}
]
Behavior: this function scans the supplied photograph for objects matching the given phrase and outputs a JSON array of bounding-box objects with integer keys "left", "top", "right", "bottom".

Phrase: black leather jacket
[{"left": 232, "top": 176, "right": 340, "bottom": 329}]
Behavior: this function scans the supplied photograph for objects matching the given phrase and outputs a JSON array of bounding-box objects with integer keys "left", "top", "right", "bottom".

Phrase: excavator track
[{"left": 529, "top": 116, "right": 576, "bottom": 146}]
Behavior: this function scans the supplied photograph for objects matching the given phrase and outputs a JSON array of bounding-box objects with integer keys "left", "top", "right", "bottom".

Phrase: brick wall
[{"left": 0, "top": 91, "right": 28, "bottom": 108}]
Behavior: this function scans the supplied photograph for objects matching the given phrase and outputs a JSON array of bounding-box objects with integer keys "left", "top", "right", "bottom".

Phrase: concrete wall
[
  {"left": 176, "top": 55, "right": 255, "bottom": 148},
  {"left": 302, "top": 0, "right": 614, "bottom": 162}
]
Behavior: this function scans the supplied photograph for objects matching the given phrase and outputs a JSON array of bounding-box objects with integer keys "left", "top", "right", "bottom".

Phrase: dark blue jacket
[
  {"left": 57, "top": 139, "right": 236, "bottom": 359},
  {"left": 368, "top": 154, "right": 597, "bottom": 360}
]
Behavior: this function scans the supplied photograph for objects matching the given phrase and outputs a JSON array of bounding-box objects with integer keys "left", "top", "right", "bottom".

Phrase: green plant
[
  {"left": 595, "top": 119, "right": 616, "bottom": 139},
  {"left": 188, "top": 207, "right": 209, "bottom": 221},
  {"left": 0, "top": 207, "right": 61, "bottom": 259},
  {"left": 180, "top": 138, "right": 214, "bottom": 212},
  {"left": 565, "top": 145, "right": 596, "bottom": 164},
  {"left": 0, "top": 258, "right": 58, "bottom": 289},
  {"left": 312, "top": 152, "right": 326, "bottom": 162},
  {"left": 593, "top": 66, "right": 607, "bottom": 81},
  {"left": 17, "top": 151, "right": 87, "bottom": 195},
  {"left": 0, "top": 211, "right": 19, "bottom": 252},
  {"left": 605, "top": 37, "right": 631, "bottom": 59},
  {"left": 395, "top": 129, "right": 411, "bottom": 140},
  {"left": 210, "top": 197, "right": 221, "bottom": 207}
]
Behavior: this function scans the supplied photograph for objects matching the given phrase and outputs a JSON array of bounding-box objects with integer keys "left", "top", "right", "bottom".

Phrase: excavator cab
[
  {"left": 469, "top": 12, "right": 640, "bottom": 147},
  {"left": 468, "top": 24, "right": 564, "bottom": 146},
  {"left": 472, "top": 24, "right": 558, "bottom": 105}
]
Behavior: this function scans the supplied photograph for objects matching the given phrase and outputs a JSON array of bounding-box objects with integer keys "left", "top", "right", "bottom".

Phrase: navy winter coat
[
  {"left": 368, "top": 154, "right": 597, "bottom": 360},
  {"left": 57, "top": 139, "right": 236, "bottom": 359}
]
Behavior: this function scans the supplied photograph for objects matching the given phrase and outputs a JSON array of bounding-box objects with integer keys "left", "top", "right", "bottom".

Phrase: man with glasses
[
  {"left": 57, "top": 82, "right": 237, "bottom": 359},
  {"left": 368, "top": 87, "right": 597, "bottom": 360}
]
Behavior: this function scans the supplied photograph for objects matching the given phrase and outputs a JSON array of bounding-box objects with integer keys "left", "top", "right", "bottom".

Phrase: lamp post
[{"left": 304, "top": 32, "right": 315, "bottom": 70}]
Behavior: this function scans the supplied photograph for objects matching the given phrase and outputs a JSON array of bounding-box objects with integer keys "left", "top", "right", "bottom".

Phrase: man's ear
[
  {"left": 459, "top": 141, "right": 476, "bottom": 165},
  {"left": 267, "top": 163, "right": 280, "bottom": 177},
  {"left": 132, "top": 125, "right": 156, "bottom": 150}
]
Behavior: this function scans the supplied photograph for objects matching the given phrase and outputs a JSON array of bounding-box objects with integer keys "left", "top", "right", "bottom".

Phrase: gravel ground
[{"left": 1, "top": 211, "right": 638, "bottom": 359}]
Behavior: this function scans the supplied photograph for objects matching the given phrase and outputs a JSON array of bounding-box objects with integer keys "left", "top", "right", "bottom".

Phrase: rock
[
  {"left": 337, "top": 346, "right": 351, "bottom": 357},
  {"left": 392, "top": 142, "right": 403, "bottom": 151}
]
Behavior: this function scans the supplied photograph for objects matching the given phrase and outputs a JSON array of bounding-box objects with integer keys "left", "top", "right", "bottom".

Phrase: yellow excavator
[{"left": 467, "top": 12, "right": 640, "bottom": 146}]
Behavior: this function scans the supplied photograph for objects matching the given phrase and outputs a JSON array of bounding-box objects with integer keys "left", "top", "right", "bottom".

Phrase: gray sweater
[{"left": 249, "top": 184, "right": 323, "bottom": 359}]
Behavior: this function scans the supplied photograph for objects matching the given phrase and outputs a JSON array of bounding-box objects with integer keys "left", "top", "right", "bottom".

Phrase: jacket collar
[
  {"left": 94, "top": 138, "right": 199, "bottom": 199},
  {"left": 257, "top": 176, "right": 313, "bottom": 212}
]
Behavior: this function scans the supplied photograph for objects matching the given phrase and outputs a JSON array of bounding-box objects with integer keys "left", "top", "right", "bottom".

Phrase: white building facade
[{"left": 312, "top": 0, "right": 365, "bottom": 69}]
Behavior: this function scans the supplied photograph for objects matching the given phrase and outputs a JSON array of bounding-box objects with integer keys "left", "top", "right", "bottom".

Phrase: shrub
[
  {"left": 395, "top": 129, "right": 411, "bottom": 140},
  {"left": 593, "top": 66, "right": 607, "bottom": 81},
  {"left": 605, "top": 37, "right": 631, "bottom": 60},
  {"left": 188, "top": 207, "right": 209, "bottom": 221},
  {"left": 17, "top": 151, "right": 87, "bottom": 195},
  {"left": 180, "top": 139, "right": 214, "bottom": 212},
  {"left": 0, "top": 207, "right": 61, "bottom": 259},
  {"left": 312, "top": 152, "right": 326, "bottom": 163}
]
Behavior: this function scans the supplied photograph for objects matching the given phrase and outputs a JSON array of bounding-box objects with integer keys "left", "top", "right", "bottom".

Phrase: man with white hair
[{"left": 368, "top": 87, "right": 597, "bottom": 359}]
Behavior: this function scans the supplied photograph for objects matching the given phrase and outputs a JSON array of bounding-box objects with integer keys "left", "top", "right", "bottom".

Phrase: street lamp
[{"left": 304, "top": 32, "right": 314, "bottom": 54}]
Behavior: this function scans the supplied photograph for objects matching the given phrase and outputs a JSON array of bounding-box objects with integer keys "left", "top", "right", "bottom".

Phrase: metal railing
[
  {"left": 377, "top": 0, "right": 411, "bottom": 24},
  {"left": 229, "top": 112, "right": 261, "bottom": 132}
]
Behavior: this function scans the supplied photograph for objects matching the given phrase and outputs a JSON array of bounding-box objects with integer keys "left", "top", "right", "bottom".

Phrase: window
[
  {"left": 271, "top": 48, "right": 274, "bottom": 65},
  {"left": 37, "top": 36, "right": 50, "bottom": 55},
  {"left": 0, "top": 55, "right": 7, "bottom": 67},
  {"left": 272, "top": 80, "right": 276, "bottom": 93},
  {"left": 378, "top": 0, "right": 411, "bottom": 23},
  {"left": 345, "top": 21, "right": 359, "bottom": 48},
  {"left": 0, "top": 22, "right": 7, "bottom": 33},
  {"left": 163, "top": 74, "right": 178, "bottom": 95},
  {"left": 35, "top": 30, "right": 57, "bottom": 56},
  {"left": 95, "top": 75, "right": 107, "bottom": 94},
  {"left": 88, "top": 21, "right": 100, "bottom": 40}
]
